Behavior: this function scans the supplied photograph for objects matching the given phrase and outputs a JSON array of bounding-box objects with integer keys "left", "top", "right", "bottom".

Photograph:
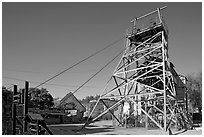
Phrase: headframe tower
[{"left": 84, "top": 6, "right": 192, "bottom": 131}]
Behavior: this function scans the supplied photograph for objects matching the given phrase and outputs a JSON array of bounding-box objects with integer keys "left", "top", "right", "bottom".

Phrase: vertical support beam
[
  {"left": 125, "top": 113, "right": 127, "bottom": 128},
  {"left": 145, "top": 101, "right": 148, "bottom": 129},
  {"left": 12, "top": 85, "right": 17, "bottom": 135},
  {"left": 133, "top": 18, "right": 137, "bottom": 34},
  {"left": 185, "top": 91, "right": 188, "bottom": 112},
  {"left": 133, "top": 18, "right": 136, "bottom": 29},
  {"left": 157, "top": 8, "right": 162, "bottom": 23},
  {"left": 23, "top": 81, "right": 29, "bottom": 132},
  {"left": 121, "top": 36, "right": 129, "bottom": 127},
  {"left": 162, "top": 31, "right": 167, "bottom": 131},
  {"left": 37, "top": 120, "right": 39, "bottom": 135},
  {"left": 135, "top": 95, "right": 138, "bottom": 127}
]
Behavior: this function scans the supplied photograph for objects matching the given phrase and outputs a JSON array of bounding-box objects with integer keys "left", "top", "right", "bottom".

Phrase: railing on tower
[{"left": 128, "top": 6, "right": 167, "bottom": 36}]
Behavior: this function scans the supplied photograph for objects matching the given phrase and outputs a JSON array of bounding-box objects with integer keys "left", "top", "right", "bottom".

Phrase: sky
[{"left": 2, "top": 2, "right": 202, "bottom": 99}]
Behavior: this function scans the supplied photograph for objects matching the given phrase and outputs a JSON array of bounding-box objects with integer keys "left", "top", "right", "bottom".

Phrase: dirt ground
[{"left": 48, "top": 120, "right": 202, "bottom": 135}]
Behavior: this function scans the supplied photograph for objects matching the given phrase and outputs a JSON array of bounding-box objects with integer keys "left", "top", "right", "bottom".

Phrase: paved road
[{"left": 47, "top": 120, "right": 202, "bottom": 135}]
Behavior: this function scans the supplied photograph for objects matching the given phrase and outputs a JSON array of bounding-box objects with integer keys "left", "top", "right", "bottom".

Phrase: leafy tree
[
  {"left": 2, "top": 86, "right": 13, "bottom": 116},
  {"left": 186, "top": 71, "right": 202, "bottom": 113},
  {"left": 2, "top": 86, "right": 13, "bottom": 134},
  {"left": 27, "top": 88, "right": 54, "bottom": 109},
  {"left": 80, "top": 95, "right": 100, "bottom": 103},
  {"left": 2, "top": 86, "right": 54, "bottom": 110},
  {"left": 2, "top": 86, "right": 54, "bottom": 134}
]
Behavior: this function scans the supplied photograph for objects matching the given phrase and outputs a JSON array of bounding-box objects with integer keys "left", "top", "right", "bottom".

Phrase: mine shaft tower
[{"left": 84, "top": 6, "right": 192, "bottom": 131}]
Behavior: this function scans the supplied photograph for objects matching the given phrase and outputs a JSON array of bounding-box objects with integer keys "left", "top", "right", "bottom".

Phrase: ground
[{"left": 47, "top": 120, "right": 202, "bottom": 135}]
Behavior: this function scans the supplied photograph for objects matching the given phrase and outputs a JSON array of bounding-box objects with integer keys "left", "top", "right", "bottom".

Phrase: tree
[
  {"left": 80, "top": 95, "right": 100, "bottom": 103},
  {"left": 28, "top": 88, "right": 54, "bottom": 109},
  {"left": 2, "top": 86, "right": 13, "bottom": 116},
  {"left": 186, "top": 71, "right": 202, "bottom": 113},
  {"left": 2, "top": 87, "right": 13, "bottom": 134}
]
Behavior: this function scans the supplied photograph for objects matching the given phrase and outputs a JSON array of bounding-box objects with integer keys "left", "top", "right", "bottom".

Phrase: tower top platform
[{"left": 127, "top": 6, "right": 168, "bottom": 42}]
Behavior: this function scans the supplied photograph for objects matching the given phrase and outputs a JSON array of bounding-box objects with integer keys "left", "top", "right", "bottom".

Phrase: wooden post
[
  {"left": 12, "top": 85, "right": 17, "bottom": 135},
  {"left": 23, "top": 81, "right": 29, "bottom": 132}
]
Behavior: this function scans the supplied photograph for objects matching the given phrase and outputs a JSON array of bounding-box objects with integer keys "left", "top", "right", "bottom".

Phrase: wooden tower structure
[{"left": 84, "top": 6, "right": 192, "bottom": 131}]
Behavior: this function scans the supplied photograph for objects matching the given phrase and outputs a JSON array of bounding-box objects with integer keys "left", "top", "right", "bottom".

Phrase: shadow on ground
[{"left": 48, "top": 125, "right": 113, "bottom": 135}]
